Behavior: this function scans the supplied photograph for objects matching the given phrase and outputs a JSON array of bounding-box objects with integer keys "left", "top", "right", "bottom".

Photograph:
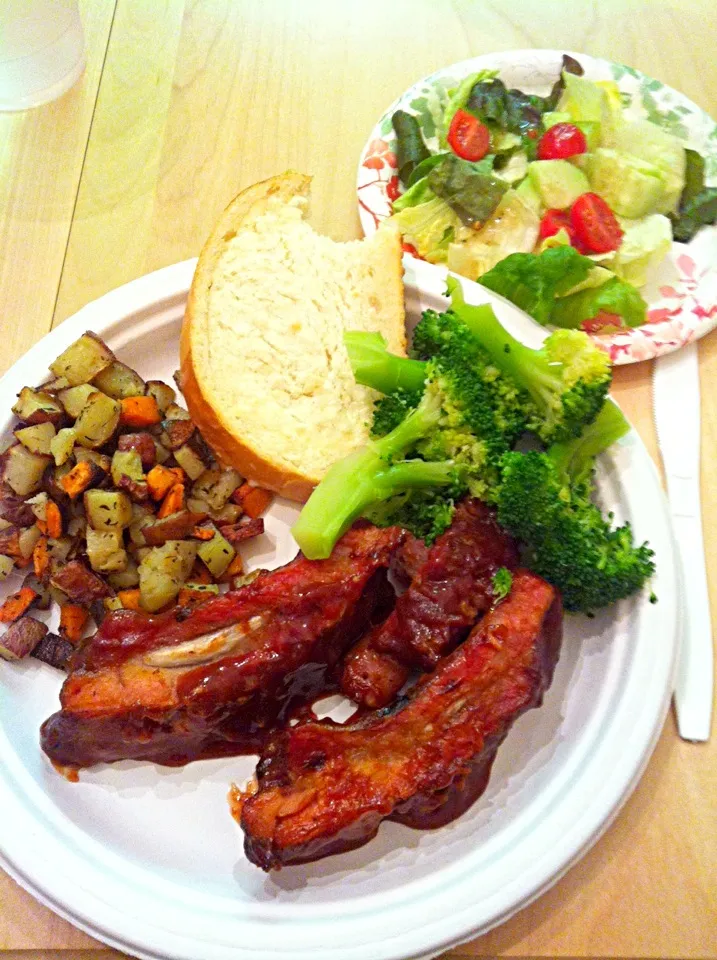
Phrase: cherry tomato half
[
  {"left": 581, "top": 312, "right": 625, "bottom": 335},
  {"left": 447, "top": 109, "right": 491, "bottom": 162},
  {"left": 538, "top": 208, "right": 573, "bottom": 242},
  {"left": 569, "top": 192, "right": 624, "bottom": 254},
  {"left": 537, "top": 122, "right": 588, "bottom": 160}
]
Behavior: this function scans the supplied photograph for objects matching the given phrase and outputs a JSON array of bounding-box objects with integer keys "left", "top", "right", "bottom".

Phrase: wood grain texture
[
  {"left": 0, "top": 0, "right": 116, "bottom": 376},
  {"left": 1, "top": 0, "right": 716, "bottom": 957}
]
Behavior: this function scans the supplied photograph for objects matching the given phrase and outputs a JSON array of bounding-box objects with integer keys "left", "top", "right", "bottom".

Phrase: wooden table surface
[{"left": 1, "top": 1, "right": 715, "bottom": 958}]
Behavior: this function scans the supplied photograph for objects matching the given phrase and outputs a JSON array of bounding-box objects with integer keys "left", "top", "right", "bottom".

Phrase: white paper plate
[
  {"left": 0, "top": 258, "right": 677, "bottom": 960},
  {"left": 357, "top": 49, "right": 717, "bottom": 364}
]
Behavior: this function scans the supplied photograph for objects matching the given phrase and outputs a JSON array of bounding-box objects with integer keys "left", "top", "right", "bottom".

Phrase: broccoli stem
[
  {"left": 446, "top": 274, "right": 560, "bottom": 407},
  {"left": 292, "top": 390, "right": 450, "bottom": 558},
  {"left": 548, "top": 399, "right": 629, "bottom": 485},
  {"left": 344, "top": 331, "right": 427, "bottom": 394}
]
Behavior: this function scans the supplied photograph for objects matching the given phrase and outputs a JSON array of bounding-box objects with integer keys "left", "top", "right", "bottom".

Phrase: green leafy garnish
[{"left": 492, "top": 567, "right": 513, "bottom": 602}]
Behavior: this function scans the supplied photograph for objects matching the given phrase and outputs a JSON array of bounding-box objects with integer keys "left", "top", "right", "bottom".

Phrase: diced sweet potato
[
  {"left": 119, "top": 396, "right": 161, "bottom": 428},
  {"left": 59, "top": 604, "right": 90, "bottom": 643},
  {"left": 158, "top": 483, "right": 184, "bottom": 519},
  {"left": 0, "top": 586, "right": 38, "bottom": 623},
  {"left": 146, "top": 464, "right": 183, "bottom": 502},
  {"left": 33, "top": 536, "right": 50, "bottom": 580},
  {"left": 117, "top": 588, "right": 143, "bottom": 612},
  {"left": 59, "top": 460, "right": 106, "bottom": 499},
  {"left": 0, "top": 616, "right": 48, "bottom": 660},
  {"left": 232, "top": 483, "right": 272, "bottom": 518}
]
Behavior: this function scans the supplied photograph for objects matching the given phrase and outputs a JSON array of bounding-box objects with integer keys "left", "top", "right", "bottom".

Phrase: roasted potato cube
[
  {"left": 18, "top": 524, "right": 42, "bottom": 559},
  {"left": 2, "top": 444, "right": 52, "bottom": 496},
  {"left": 41, "top": 375, "right": 71, "bottom": 393},
  {"left": 84, "top": 489, "right": 133, "bottom": 530},
  {"left": 0, "top": 555, "right": 14, "bottom": 580},
  {"left": 11, "top": 387, "right": 64, "bottom": 426},
  {"left": 138, "top": 540, "right": 197, "bottom": 612},
  {"left": 26, "top": 491, "right": 49, "bottom": 523},
  {"left": 73, "top": 391, "right": 121, "bottom": 448},
  {"left": 47, "top": 536, "right": 75, "bottom": 568},
  {"left": 153, "top": 439, "right": 171, "bottom": 464},
  {"left": 50, "top": 559, "right": 111, "bottom": 603},
  {"left": 107, "top": 556, "right": 139, "bottom": 590},
  {"left": 58, "top": 383, "right": 96, "bottom": 418},
  {"left": 49, "top": 427, "right": 76, "bottom": 466},
  {"left": 191, "top": 468, "right": 242, "bottom": 512},
  {"left": 145, "top": 380, "right": 176, "bottom": 414},
  {"left": 0, "top": 526, "right": 21, "bottom": 559},
  {"left": 103, "top": 596, "right": 124, "bottom": 612},
  {"left": 0, "top": 616, "right": 48, "bottom": 661},
  {"left": 0, "top": 488, "right": 38, "bottom": 526},
  {"left": 197, "top": 523, "right": 235, "bottom": 577},
  {"left": 174, "top": 445, "right": 206, "bottom": 481},
  {"left": 74, "top": 448, "right": 111, "bottom": 473},
  {"left": 142, "top": 510, "right": 204, "bottom": 546},
  {"left": 49, "top": 332, "right": 114, "bottom": 387},
  {"left": 164, "top": 402, "right": 191, "bottom": 421},
  {"left": 22, "top": 572, "right": 51, "bottom": 610},
  {"left": 86, "top": 527, "right": 127, "bottom": 573},
  {"left": 159, "top": 418, "right": 195, "bottom": 451},
  {"left": 92, "top": 360, "right": 145, "bottom": 399},
  {"left": 14, "top": 422, "right": 56, "bottom": 456},
  {"left": 30, "top": 631, "right": 74, "bottom": 670},
  {"left": 111, "top": 449, "right": 143, "bottom": 486},
  {"left": 117, "top": 432, "right": 156, "bottom": 469}
]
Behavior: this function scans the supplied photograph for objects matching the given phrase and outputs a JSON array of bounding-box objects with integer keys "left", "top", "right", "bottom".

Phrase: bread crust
[{"left": 180, "top": 172, "right": 405, "bottom": 503}]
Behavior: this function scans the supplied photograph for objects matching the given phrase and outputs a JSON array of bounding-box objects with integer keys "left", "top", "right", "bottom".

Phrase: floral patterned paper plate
[{"left": 357, "top": 49, "right": 717, "bottom": 364}]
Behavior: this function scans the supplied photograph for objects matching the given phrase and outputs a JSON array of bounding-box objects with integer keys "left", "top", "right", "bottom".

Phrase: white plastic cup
[{"left": 0, "top": 0, "right": 85, "bottom": 111}]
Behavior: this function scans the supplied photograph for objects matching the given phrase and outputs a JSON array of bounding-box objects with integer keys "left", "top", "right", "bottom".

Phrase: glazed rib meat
[
  {"left": 236, "top": 570, "right": 562, "bottom": 870},
  {"left": 341, "top": 499, "right": 519, "bottom": 708},
  {"left": 40, "top": 525, "right": 404, "bottom": 770}
]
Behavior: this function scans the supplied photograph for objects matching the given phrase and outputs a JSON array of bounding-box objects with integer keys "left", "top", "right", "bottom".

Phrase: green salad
[{"left": 389, "top": 55, "right": 717, "bottom": 334}]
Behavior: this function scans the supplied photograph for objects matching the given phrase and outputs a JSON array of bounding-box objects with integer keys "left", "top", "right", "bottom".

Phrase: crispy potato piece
[
  {"left": 0, "top": 616, "right": 47, "bottom": 660},
  {"left": 196, "top": 523, "right": 235, "bottom": 577},
  {"left": 11, "top": 387, "right": 64, "bottom": 426},
  {"left": 30, "top": 631, "right": 73, "bottom": 670},
  {"left": 117, "top": 432, "right": 156, "bottom": 469},
  {"left": 49, "top": 332, "right": 115, "bottom": 387},
  {"left": 58, "top": 383, "right": 96, "bottom": 418},
  {"left": 50, "top": 560, "right": 111, "bottom": 604},
  {"left": 84, "top": 489, "right": 133, "bottom": 531},
  {"left": 74, "top": 391, "right": 121, "bottom": 448},
  {"left": 14, "top": 422, "right": 56, "bottom": 456},
  {"left": 165, "top": 402, "right": 191, "bottom": 421},
  {"left": 174, "top": 445, "right": 206, "bottom": 480},
  {"left": 159, "top": 418, "right": 195, "bottom": 450},
  {"left": 107, "top": 556, "right": 139, "bottom": 590},
  {"left": 177, "top": 582, "right": 219, "bottom": 608},
  {"left": 17, "top": 524, "right": 42, "bottom": 560},
  {"left": 74, "top": 448, "right": 111, "bottom": 473},
  {"left": 92, "top": 360, "right": 145, "bottom": 400},
  {"left": 0, "top": 555, "right": 15, "bottom": 580},
  {"left": 219, "top": 516, "right": 264, "bottom": 546},
  {"left": 142, "top": 510, "right": 204, "bottom": 546},
  {"left": 86, "top": 527, "right": 127, "bottom": 573},
  {"left": 145, "top": 380, "right": 176, "bottom": 414},
  {"left": 138, "top": 540, "right": 197, "bottom": 612},
  {"left": 2, "top": 444, "right": 52, "bottom": 496},
  {"left": 0, "top": 488, "right": 38, "bottom": 526},
  {"left": 192, "top": 468, "right": 241, "bottom": 512},
  {"left": 50, "top": 427, "right": 76, "bottom": 466}
]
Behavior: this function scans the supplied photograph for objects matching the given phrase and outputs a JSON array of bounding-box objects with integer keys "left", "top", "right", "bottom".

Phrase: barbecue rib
[
  {"left": 341, "top": 499, "right": 519, "bottom": 708},
  {"left": 40, "top": 525, "right": 404, "bottom": 770},
  {"left": 236, "top": 569, "right": 562, "bottom": 870}
]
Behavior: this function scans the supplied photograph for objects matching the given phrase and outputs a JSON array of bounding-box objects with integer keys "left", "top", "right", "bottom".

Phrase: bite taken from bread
[{"left": 180, "top": 172, "right": 406, "bottom": 502}]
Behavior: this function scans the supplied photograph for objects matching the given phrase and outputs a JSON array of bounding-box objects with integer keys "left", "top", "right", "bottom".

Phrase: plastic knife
[{"left": 652, "top": 342, "right": 713, "bottom": 741}]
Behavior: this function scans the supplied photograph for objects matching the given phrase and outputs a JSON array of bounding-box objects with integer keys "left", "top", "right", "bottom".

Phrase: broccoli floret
[
  {"left": 371, "top": 389, "right": 423, "bottom": 437},
  {"left": 364, "top": 487, "right": 461, "bottom": 545},
  {"left": 447, "top": 275, "right": 612, "bottom": 443},
  {"left": 496, "top": 400, "right": 655, "bottom": 612},
  {"left": 344, "top": 331, "right": 426, "bottom": 395},
  {"left": 295, "top": 312, "right": 530, "bottom": 558}
]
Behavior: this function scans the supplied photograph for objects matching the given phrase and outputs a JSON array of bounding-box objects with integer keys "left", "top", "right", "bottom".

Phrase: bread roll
[{"left": 180, "top": 172, "right": 406, "bottom": 502}]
